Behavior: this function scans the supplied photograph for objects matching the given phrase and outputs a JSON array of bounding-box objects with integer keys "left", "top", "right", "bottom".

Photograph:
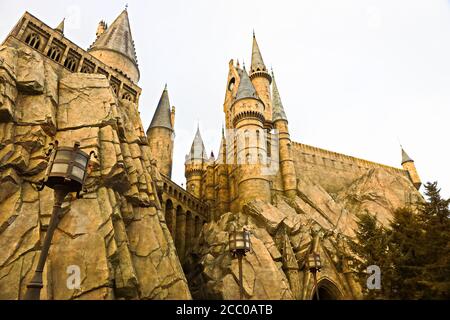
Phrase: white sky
[{"left": 1, "top": 0, "right": 449, "bottom": 198}]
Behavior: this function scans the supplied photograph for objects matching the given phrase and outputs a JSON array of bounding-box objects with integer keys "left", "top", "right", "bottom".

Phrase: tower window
[
  {"left": 25, "top": 33, "right": 41, "bottom": 49},
  {"left": 228, "top": 78, "right": 235, "bottom": 91},
  {"left": 47, "top": 46, "right": 62, "bottom": 62},
  {"left": 80, "top": 65, "right": 93, "bottom": 73},
  {"left": 64, "top": 56, "right": 78, "bottom": 72},
  {"left": 122, "top": 92, "right": 134, "bottom": 102},
  {"left": 246, "top": 153, "right": 251, "bottom": 164},
  {"left": 111, "top": 84, "right": 119, "bottom": 96}
]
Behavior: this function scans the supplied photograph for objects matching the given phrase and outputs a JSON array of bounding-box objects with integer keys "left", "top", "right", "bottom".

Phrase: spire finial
[
  {"left": 55, "top": 18, "right": 65, "bottom": 34},
  {"left": 164, "top": 83, "right": 168, "bottom": 91},
  {"left": 253, "top": 29, "right": 255, "bottom": 37},
  {"left": 125, "top": 3, "right": 128, "bottom": 10}
]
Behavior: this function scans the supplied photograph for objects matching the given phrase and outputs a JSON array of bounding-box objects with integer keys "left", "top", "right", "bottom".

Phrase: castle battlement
[{"left": 292, "top": 141, "right": 406, "bottom": 175}]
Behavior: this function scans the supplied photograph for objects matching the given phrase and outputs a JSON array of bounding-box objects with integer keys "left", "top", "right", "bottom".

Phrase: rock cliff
[{"left": 0, "top": 45, "right": 190, "bottom": 300}]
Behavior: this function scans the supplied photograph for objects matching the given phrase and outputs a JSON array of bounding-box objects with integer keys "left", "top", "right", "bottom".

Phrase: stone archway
[{"left": 311, "top": 278, "right": 343, "bottom": 300}]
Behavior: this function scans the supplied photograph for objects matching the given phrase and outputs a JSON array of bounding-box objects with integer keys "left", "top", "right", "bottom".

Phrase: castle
[{"left": 0, "top": 9, "right": 423, "bottom": 300}]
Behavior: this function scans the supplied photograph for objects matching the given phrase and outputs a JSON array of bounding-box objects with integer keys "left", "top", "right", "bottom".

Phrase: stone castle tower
[{"left": 0, "top": 9, "right": 425, "bottom": 300}]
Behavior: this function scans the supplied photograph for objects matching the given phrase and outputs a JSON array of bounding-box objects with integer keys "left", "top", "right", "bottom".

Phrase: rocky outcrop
[
  {"left": 0, "top": 44, "right": 190, "bottom": 300},
  {"left": 189, "top": 167, "right": 421, "bottom": 300}
]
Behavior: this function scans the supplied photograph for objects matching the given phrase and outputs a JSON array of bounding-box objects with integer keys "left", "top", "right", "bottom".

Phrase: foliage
[{"left": 349, "top": 182, "right": 450, "bottom": 299}]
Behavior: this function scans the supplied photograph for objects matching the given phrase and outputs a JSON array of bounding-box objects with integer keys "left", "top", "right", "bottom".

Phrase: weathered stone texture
[{"left": 0, "top": 42, "right": 190, "bottom": 300}]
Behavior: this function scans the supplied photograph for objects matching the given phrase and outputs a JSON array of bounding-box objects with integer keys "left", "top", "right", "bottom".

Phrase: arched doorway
[{"left": 311, "top": 279, "right": 343, "bottom": 300}]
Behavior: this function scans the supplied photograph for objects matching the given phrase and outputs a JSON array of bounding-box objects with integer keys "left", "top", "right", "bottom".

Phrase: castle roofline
[{"left": 4, "top": 11, "right": 141, "bottom": 100}]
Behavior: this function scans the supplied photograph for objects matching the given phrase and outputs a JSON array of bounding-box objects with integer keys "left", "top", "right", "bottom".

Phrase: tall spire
[
  {"left": 271, "top": 71, "right": 287, "bottom": 122},
  {"left": 401, "top": 147, "right": 414, "bottom": 165},
  {"left": 235, "top": 67, "right": 258, "bottom": 100},
  {"left": 251, "top": 32, "right": 267, "bottom": 74},
  {"left": 88, "top": 9, "right": 139, "bottom": 81},
  {"left": 148, "top": 85, "right": 173, "bottom": 131},
  {"left": 54, "top": 18, "right": 65, "bottom": 34},
  {"left": 188, "top": 126, "right": 207, "bottom": 160}
]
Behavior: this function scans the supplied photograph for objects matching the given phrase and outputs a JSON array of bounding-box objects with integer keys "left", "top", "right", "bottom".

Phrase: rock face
[
  {"left": 188, "top": 167, "right": 422, "bottom": 300},
  {"left": 0, "top": 45, "right": 191, "bottom": 300}
]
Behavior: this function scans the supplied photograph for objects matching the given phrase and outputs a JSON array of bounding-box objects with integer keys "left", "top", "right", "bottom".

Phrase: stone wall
[
  {"left": 0, "top": 41, "right": 191, "bottom": 300},
  {"left": 292, "top": 142, "right": 409, "bottom": 194}
]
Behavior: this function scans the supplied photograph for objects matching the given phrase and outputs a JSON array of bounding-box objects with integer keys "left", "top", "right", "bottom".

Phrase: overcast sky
[{"left": 1, "top": 0, "right": 449, "bottom": 197}]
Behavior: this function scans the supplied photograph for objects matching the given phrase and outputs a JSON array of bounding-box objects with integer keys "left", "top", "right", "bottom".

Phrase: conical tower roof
[
  {"left": 235, "top": 66, "right": 258, "bottom": 100},
  {"left": 187, "top": 126, "right": 207, "bottom": 161},
  {"left": 54, "top": 18, "right": 65, "bottom": 34},
  {"left": 401, "top": 147, "right": 414, "bottom": 164},
  {"left": 88, "top": 9, "right": 138, "bottom": 67},
  {"left": 217, "top": 126, "right": 227, "bottom": 164},
  {"left": 251, "top": 33, "right": 267, "bottom": 74},
  {"left": 148, "top": 85, "right": 173, "bottom": 131},
  {"left": 271, "top": 71, "right": 287, "bottom": 122}
]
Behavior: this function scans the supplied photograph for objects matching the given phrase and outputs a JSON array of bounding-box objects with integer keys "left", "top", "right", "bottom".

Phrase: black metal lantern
[
  {"left": 229, "top": 229, "right": 251, "bottom": 257},
  {"left": 40, "top": 141, "right": 92, "bottom": 194},
  {"left": 25, "top": 141, "right": 95, "bottom": 300},
  {"left": 229, "top": 228, "right": 251, "bottom": 300}
]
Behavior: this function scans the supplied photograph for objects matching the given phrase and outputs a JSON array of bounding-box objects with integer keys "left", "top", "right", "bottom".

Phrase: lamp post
[
  {"left": 307, "top": 252, "right": 322, "bottom": 300},
  {"left": 229, "top": 228, "right": 251, "bottom": 300},
  {"left": 24, "top": 141, "right": 94, "bottom": 300}
]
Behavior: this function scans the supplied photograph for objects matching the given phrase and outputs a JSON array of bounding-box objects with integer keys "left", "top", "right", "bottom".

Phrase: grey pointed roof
[
  {"left": 88, "top": 9, "right": 138, "bottom": 66},
  {"left": 188, "top": 127, "right": 207, "bottom": 160},
  {"left": 55, "top": 18, "right": 65, "bottom": 34},
  {"left": 251, "top": 33, "right": 267, "bottom": 74},
  {"left": 235, "top": 67, "right": 258, "bottom": 100},
  {"left": 401, "top": 147, "right": 414, "bottom": 164},
  {"left": 217, "top": 126, "right": 227, "bottom": 163},
  {"left": 148, "top": 85, "right": 173, "bottom": 131},
  {"left": 272, "top": 71, "right": 287, "bottom": 122}
]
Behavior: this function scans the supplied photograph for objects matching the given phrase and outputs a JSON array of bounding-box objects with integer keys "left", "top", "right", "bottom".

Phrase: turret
[
  {"left": 147, "top": 85, "right": 175, "bottom": 177},
  {"left": 250, "top": 33, "right": 273, "bottom": 129},
  {"left": 96, "top": 20, "right": 107, "bottom": 39},
  {"left": 231, "top": 67, "right": 271, "bottom": 210},
  {"left": 185, "top": 126, "right": 207, "bottom": 198},
  {"left": 204, "top": 151, "right": 216, "bottom": 212},
  {"left": 401, "top": 147, "right": 422, "bottom": 190},
  {"left": 88, "top": 9, "right": 140, "bottom": 83},
  {"left": 54, "top": 18, "right": 65, "bottom": 34},
  {"left": 216, "top": 127, "right": 230, "bottom": 215},
  {"left": 272, "top": 71, "right": 297, "bottom": 198}
]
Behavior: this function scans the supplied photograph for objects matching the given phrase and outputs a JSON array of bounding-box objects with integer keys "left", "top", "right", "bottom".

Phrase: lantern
[
  {"left": 25, "top": 141, "right": 94, "bottom": 300},
  {"left": 307, "top": 252, "right": 322, "bottom": 273},
  {"left": 41, "top": 141, "right": 92, "bottom": 193},
  {"left": 229, "top": 229, "right": 251, "bottom": 257}
]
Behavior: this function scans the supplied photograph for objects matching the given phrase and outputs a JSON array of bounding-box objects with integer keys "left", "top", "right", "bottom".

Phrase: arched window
[
  {"left": 244, "top": 130, "right": 249, "bottom": 149},
  {"left": 111, "top": 84, "right": 119, "bottom": 96},
  {"left": 80, "top": 65, "right": 93, "bottom": 73},
  {"left": 256, "top": 130, "right": 261, "bottom": 147},
  {"left": 246, "top": 153, "right": 251, "bottom": 164},
  {"left": 64, "top": 56, "right": 77, "bottom": 72},
  {"left": 25, "top": 33, "right": 41, "bottom": 49},
  {"left": 47, "top": 46, "right": 62, "bottom": 62},
  {"left": 122, "top": 92, "right": 133, "bottom": 102}
]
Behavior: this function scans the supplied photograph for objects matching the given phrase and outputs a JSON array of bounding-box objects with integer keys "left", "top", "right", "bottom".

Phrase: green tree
[
  {"left": 348, "top": 212, "right": 390, "bottom": 299},
  {"left": 349, "top": 182, "right": 450, "bottom": 299}
]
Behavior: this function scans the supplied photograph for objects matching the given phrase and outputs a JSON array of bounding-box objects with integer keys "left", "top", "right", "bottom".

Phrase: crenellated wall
[{"left": 292, "top": 142, "right": 409, "bottom": 194}]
